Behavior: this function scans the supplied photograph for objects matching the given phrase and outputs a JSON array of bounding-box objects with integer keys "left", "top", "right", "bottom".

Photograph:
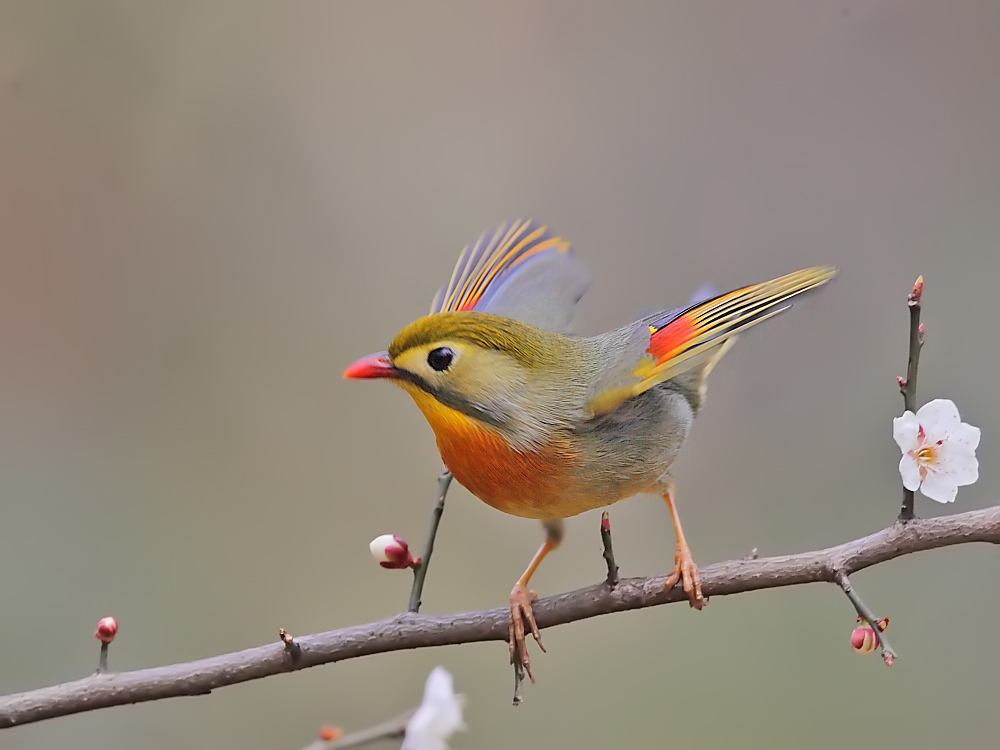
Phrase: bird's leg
[
  {"left": 509, "top": 518, "right": 563, "bottom": 683},
  {"left": 661, "top": 489, "right": 705, "bottom": 609}
]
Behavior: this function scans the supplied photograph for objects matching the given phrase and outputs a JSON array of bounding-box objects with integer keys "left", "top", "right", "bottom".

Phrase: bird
[{"left": 344, "top": 219, "right": 835, "bottom": 680}]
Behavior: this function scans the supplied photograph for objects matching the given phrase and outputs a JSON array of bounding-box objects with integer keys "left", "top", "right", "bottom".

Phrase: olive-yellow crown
[{"left": 388, "top": 312, "right": 567, "bottom": 370}]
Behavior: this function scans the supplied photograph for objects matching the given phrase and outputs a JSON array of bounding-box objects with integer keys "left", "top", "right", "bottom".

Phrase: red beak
[{"left": 343, "top": 351, "right": 401, "bottom": 380}]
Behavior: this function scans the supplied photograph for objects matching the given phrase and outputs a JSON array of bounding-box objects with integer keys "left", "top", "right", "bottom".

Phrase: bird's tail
[{"left": 588, "top": 266, "right": 837, "bottom": 415}]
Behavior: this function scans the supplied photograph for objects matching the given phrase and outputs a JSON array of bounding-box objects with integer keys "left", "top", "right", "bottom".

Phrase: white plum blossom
[
  {"left": 402, "top": 667, "right": 465, "bottom": 750},
  {"left": 893, "top": 398, "right": 980, "bottom": 504}
]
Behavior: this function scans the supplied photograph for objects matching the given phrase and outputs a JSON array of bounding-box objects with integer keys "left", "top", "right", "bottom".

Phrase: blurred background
[{"left": 2, "top": 1, "right": 999, "bottom": 748}]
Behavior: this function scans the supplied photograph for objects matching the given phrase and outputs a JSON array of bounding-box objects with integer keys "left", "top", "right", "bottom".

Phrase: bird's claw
[
  {"left": 508, "top": 583, "right": 545, "bottom": 682},
  {"left": 664, "top": 544, "right": 705, "bottom": 609}
]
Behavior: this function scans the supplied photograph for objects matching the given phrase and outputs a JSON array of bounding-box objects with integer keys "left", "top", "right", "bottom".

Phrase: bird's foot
[
  {"left": 508, "top": 583, "right": 545, "bottom": 682},
  {"left": 664, "top": 543, "right": 705, "bottom": 609}
]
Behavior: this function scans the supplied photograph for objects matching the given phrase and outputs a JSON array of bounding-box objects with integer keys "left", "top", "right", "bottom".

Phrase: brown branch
[
  {"left": 898, "top": 275, "right": 924, "bottom": 521},
  {"left": 2, "top": 506, "right": 998, "bottom": 729}
]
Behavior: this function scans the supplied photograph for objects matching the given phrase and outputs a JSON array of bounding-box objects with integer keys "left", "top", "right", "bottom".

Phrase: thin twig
[
  {"left": 302, "top": 711, "right": 413, "bottom": 750},
  {"left": 2, "top": 505, "right": 998, "bottom": 729},
  {"left": 408, "top": 470, "right": 453, "bottom": 613},
  {"left": 511, "top": 660, "right": 525, "bottom": 707},
  {"left": 835, "top": 572, "right": 898, "bottom": 666},
  {"left": 97, "top": 643, "right": 109, "bottom": 674},
  {"left": 898, "top": 275, "right": 924, "bottom": 521},
  {"left": 600, "top": 511, "right": 619, "bottom": 587}
]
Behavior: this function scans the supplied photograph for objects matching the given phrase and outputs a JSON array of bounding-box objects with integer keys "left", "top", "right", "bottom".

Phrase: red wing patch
[{"left": 647, "top": 315, "right": 698, "bottom": 362}]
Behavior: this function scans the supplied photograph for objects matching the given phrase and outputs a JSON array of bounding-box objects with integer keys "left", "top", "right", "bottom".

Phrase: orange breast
[{"left": 400, "top": 384, "right": 582, "bottom": 519}]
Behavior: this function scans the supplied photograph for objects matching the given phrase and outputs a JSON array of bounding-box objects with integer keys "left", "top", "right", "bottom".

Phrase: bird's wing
[
  {"left": 588, "top": 266, "right": 837, "bottom": 415},
  {"left": 430, "top": 219, "right": 591, "bottom": 333}
]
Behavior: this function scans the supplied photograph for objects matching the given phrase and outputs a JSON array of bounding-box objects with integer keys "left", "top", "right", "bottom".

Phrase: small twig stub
[
  {"left": 600, "top": 511, "right": 620, "bottom": 587},
  {"left": 279, "top": 628, "right": 302, "bottom": 663},
  {"left": 511, "top": 660, "right": 526, "bottom": 707}
]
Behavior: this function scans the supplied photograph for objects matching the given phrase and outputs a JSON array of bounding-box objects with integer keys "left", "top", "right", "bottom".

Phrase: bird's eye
[{"left": 427, "top": 347, "right": 455, "bottom": 372}]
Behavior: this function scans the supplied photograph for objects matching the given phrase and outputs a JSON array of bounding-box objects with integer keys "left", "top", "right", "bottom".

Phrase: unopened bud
[
  {"left": 896, "top": 375, "right": 907, "bottom": 390},
  {"left": 850, "top": 616, "right": 888, "bottom": 654},
  {"left": 850, "top": 624, "right": 879, "bottom": 653},
  {"left": 95, "top": 616, "right": 118, "bottom": 644},
  {"left": 918, "top": 322, "right": 926, "bottom": 339},
  {"left": 318, "top": 725, "right": 343, "bottom": 742},
  {"left": 600, "top": 511, "right": 611, "bottom": 533},
  {"left": 369, "top": 533, "right": 420, "bottom": 569},
  {"left": 908, "top": 275, "right": 924, "bottom": 305}
]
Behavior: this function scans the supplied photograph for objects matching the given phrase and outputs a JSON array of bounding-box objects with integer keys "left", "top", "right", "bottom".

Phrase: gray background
[{"left": 2, "top": 2, "right": 999, "bottom": 748}]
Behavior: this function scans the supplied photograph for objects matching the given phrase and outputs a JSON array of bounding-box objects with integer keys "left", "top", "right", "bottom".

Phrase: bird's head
[{"left": 344, "top": 312, "right": 581, "bottom": 448}]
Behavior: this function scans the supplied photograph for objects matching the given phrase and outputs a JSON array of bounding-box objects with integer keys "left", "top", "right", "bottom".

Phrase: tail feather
[{"left": 588, "top": 266, "right": 836, "bottom": 415}]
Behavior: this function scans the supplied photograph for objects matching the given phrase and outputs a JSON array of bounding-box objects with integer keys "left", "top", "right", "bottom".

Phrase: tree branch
[{"left": 2, "top": 506, "right": 998, "bottom": 729}]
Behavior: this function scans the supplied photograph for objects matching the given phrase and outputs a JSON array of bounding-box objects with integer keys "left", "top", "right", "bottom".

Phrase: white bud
[
  {"left": 369, "top": 534, "right": 398, "bottom": 563},
  {"left": 369, "top": 533, "right": 416, "bottom": 569}
]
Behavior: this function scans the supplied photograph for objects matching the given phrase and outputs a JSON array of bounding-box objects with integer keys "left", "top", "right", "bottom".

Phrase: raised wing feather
[
  {"left": 430, "top": 219, "right": 591, "bottom": 333},
  {"left": 588, "top": 266, "right": 837, "bottom": 415}
]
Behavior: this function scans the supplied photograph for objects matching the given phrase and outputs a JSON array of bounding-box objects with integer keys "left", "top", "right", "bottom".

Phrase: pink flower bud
[
  {"left": 850, "top": 624, "right": 878, "bottom": 653},
  {"left": 896, "top": 375, "right": 907, "bottom": 390},
  {"left": 600, "top": 511, "right": 611, "bottom": 533},
  {"left": 908, "top": 275, "right": 924, "bottom": 304},
  {"left": 850, "top": 616, "right": 888, "bottom": 654},
  {"left": 369, "top": 534, "right": 420, "bottom": 569},
  {"left": 95, "top": 616, "right": 118, "bottom": 644}
]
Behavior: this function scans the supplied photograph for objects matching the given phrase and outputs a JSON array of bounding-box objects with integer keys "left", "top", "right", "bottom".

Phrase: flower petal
[
  {"left": 898, "top": 454, "right": 921, "bottom": 491},
  {"left": 936, "top": 444, "right": 980, "bottom": 486},
  {"left": 951, "top": 422, "right": 982, "bottom": 452},
  {"left": 951, "top": 453, "right": 979, "bottom": 487},
  {"left": 403, "top": 667, "right": 464, "bottom": 750},
  {"left": 893, "top": 412, "right": 919, "bottom": 452},
  {"left": 919, "top": 471, "right": 959, "bottom": 503},
  {"left": 916, "top": 399, "right": 961, "bottom": 440}
]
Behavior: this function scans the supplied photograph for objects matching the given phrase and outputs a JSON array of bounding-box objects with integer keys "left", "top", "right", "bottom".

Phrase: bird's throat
[{"left": 398, "top": 382, "right": 578, "bottom": 519}]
